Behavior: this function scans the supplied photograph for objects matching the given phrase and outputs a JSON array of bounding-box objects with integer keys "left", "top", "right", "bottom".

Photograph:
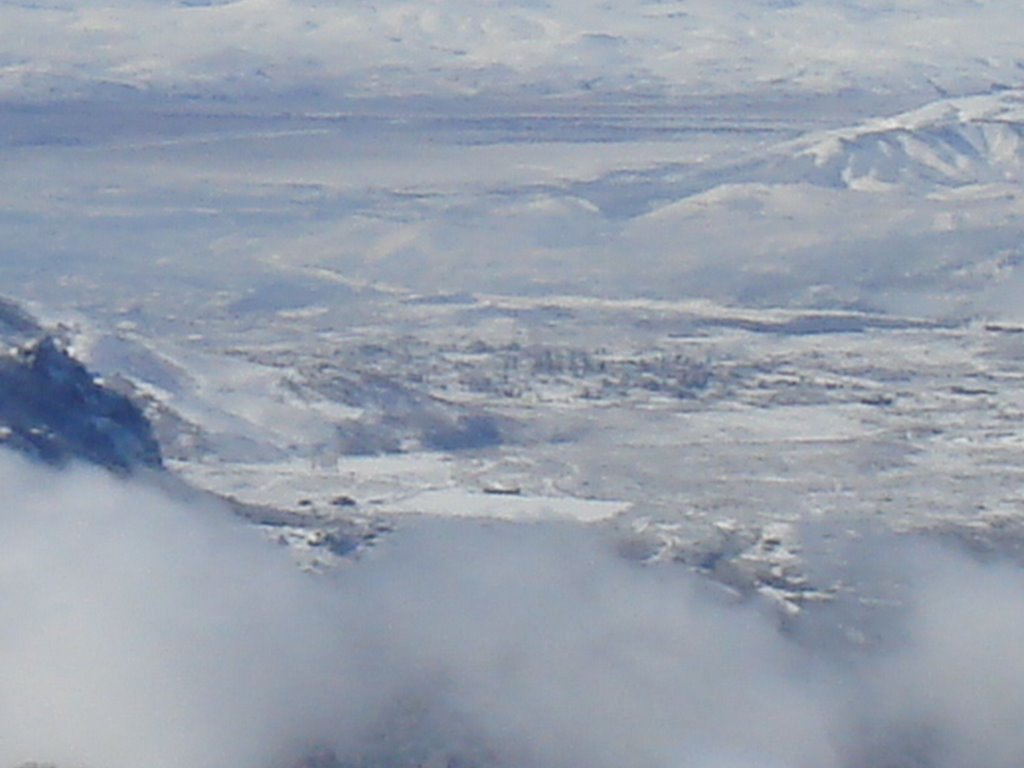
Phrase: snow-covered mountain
[
  {"left": 770, "top": 89, "right": 1024, "bottom": 190},
  {"left": 3, "top": 0, "right": 1024, "bottom": 105}
]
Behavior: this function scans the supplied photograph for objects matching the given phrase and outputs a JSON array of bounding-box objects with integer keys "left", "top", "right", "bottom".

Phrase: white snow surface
[
  {"left": 3, "top": 0, "right": 1024, "bottom": 103},
  {"left": 7, "top": 6, "right": 1024, "bottom": 767}
]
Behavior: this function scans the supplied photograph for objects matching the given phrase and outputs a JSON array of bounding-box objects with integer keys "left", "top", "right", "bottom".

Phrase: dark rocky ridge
[
  {"left": 0, "top": 295, "right": 43, "bottom": 341},
  {"left": 0, "top": 335, "right": 163, "bottom": 473}
]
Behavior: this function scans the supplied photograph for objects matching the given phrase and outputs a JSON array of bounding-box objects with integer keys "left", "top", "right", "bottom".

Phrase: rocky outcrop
[
  {"left": 0, "top": 335, "right": 162, "bottom": 473},
  {"left": 0, "top": 295, "right": 43, "bottom": 341}
]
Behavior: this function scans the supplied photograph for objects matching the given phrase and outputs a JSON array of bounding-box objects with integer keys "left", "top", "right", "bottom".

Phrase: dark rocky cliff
[{"left": 0, "top": 335, "right": 163, "bottom": 473}]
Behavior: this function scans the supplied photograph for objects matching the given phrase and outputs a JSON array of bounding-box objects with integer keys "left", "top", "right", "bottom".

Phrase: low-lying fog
[{"left": 3, "top": 450, "right": 1023, "bottom": 768}]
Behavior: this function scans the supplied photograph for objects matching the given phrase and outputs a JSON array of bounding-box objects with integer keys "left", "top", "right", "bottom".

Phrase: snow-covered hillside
[
  {"left": 3, "top": 0, "right": 1024, "bottom": 103},
  {"left": 775, "top": 89, "right": 1024, "bottom": 190},
  {"left": 7, "top": 2, "right": 1024, "bottom": 767}
]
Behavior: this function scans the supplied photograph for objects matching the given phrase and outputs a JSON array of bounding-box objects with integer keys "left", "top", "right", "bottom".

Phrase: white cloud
[{"left": 5, "top": 449, "right": 1024, "bottom": 768}]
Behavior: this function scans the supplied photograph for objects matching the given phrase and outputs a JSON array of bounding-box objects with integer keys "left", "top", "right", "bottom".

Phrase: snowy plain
[{"left": 5, "top": 1, "right": 1024, "bottom": 767}]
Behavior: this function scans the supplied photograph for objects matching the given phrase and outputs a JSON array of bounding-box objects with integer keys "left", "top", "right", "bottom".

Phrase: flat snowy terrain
[{"left": 4, "top": 2, "right": 1024, "bottom": 767}]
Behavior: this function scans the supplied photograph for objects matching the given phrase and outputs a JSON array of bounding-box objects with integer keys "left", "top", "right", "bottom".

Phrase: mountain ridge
[{"left": 0, "top": 326, "right": 163, "bottom": 474}]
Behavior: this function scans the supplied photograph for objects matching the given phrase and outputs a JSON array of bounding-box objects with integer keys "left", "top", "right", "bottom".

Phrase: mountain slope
[
  {"left": 0, "top": 335, "right": 163, "bottom": 473},
  {"left": 776, "top": 89, "right": 1024, "bottom": 190},
  {"left": 0, "top": 296, "right": 43, "bottom": 342}
]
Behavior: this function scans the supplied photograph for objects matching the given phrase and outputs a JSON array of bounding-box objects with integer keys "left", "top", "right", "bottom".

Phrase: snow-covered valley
[
  {"left": 6, "top": 289, "right": 1024, "bottom": 768},
  {"left": 6, "top": 1, "right": 1024, "bottom": 766}
]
